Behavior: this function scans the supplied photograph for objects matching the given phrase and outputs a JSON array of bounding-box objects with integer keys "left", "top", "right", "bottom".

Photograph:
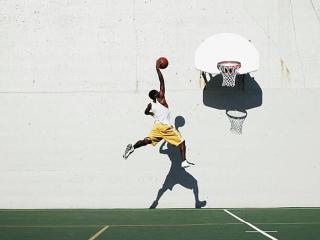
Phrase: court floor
[{"left": 0, "top": 208, "right": 319, "bottom": 240}]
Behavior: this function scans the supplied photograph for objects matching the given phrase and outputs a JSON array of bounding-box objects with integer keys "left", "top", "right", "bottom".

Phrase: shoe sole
[{"left": 123, "top": 148, "right": 134, "bottom": 159}]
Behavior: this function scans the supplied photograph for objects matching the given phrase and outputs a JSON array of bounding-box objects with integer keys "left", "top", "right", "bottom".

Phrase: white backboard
[{"left": 195, "top": 33, "right": 259, "bottom": 74}]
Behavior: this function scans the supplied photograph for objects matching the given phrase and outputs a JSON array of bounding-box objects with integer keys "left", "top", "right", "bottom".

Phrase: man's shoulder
[
  {"left": 156, "top": 96, "right": 166, "bottom": 102},
  {"left": 156, "top": 97, "right": 169, "bottom": 108}
]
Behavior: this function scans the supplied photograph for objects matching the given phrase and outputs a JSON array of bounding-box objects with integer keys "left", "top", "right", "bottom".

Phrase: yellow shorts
[{"left": 145, "top": 122, "right": 184, "bottom": 146}]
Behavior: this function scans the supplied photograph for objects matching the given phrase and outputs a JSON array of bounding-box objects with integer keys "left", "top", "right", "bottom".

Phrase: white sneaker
[
  {"left": 181, "top": 160, "right": 195, "bottom": 168},
  {"left": 123, "top": 144, "right": 134, "bottom": 159}
]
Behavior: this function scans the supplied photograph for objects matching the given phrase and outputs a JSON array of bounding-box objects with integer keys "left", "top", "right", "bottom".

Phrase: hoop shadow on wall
[
  {"left": 149, "top": 116, "right": 207, "bottom": 209},
  {"left": 202, "top": 72, "right": 263, "bottom": 134}
]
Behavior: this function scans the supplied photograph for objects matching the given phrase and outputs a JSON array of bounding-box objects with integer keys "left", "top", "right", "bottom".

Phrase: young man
[{"left": 123, "top": 60, "right": 194, "bottom": 168}]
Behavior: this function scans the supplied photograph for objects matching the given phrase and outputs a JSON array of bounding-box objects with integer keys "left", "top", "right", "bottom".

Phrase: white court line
[
  {"left": 246, "top": 230, "right": 278, "bottom": 233},
  {"left": 226, "top": 207, "right": 320, "bottom": 210},
  {"left": 0, "top": 223, "right": 241, "bottom": 228},
  {"left": 109, "top": 223, "right": 233, "bottom": 227},
  {"left": 277, "top": 207, "right": 320, "bottom": 210},
  {"left": 224, "top": 209, "right": 279, "bottom": 240},
  {"left": 0, "top": 209, "right": 222, "bottom": 212},
  {"left": 88, "top": 225, "right": 109, "bottom": 240},
  {"left": 0, "top": 221, "right": 319, "bottom": 228},
  {"left": 0, "top": 225, "right": 104, "bottom": 228},
  {"left": 93, "top": 208, "right": 224, "bottom": 211},
  {"left": 0, "top": 207, "right": 319, "bottom": 212},
  {"left": 255, "top": 222, "right": 320, "bottom": 225}
]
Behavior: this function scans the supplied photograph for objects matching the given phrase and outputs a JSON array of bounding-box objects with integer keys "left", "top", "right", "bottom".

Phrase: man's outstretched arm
[{"left": 156, "top": 62, "right": 165, "bottom": 99}]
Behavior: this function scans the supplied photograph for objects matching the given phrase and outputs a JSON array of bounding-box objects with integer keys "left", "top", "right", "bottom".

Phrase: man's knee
[{"left": 143, "top": 138, "right": 152, "bottom": 145}]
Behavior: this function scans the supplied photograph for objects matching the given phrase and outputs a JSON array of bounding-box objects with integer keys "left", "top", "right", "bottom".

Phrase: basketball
[{"left": 157, "top": 57, "right": 169, "bottom": 69}]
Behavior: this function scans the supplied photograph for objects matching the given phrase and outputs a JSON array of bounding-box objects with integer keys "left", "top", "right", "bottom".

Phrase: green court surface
[{"left": 0, "top": 208, "right": 319, "bottom": 240}]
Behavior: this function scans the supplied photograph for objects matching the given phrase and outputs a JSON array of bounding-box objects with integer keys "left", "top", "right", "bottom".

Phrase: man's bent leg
[
  {"left": 179, "top": 141, "right": 195, "bottom": 168},
  {"left": 178, "top": 141, "right": 186, "bottom": 162}
]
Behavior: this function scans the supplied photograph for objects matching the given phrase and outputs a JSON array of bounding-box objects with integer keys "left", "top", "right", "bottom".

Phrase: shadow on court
[{"left": 149, "top": 116, "right": 206, "bottom": 209}]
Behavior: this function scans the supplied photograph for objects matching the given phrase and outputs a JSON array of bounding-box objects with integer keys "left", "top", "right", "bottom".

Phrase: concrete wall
[{"left": 1, "top": 0, "right": 320, "bottom": 208}]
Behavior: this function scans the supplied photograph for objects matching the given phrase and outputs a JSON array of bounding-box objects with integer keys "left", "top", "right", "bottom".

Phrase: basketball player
[{"left": 123, "top": 59, "right": 194, "bottom": 168}]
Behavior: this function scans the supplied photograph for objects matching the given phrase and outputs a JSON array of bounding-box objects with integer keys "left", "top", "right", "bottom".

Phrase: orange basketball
[{"left": 157, "top": 57, "right": 169, "bottom": 69}]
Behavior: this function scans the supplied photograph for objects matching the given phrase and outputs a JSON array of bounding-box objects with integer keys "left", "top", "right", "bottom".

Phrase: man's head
[{"left": 148, "top": 89, "right": 159, "bottom": 102}]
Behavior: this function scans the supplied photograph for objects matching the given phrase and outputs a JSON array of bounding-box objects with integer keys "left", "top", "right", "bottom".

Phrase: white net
[
  {"left": 217, "top": 61, "right": 241, "bottom": 87},
  {"left": 226, "top": 110, "right": 247, "bottom": 135}
]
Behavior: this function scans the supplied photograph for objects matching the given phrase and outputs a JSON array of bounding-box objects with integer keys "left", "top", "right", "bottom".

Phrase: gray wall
[{"left": 1, "top": 0, "right": 320, "bottom": 208}]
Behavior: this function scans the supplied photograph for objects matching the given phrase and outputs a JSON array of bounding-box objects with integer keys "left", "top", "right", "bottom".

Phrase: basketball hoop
[
  {"left": 217, "top": 61, "right": 241, "bottom": 87},
  {"left": 226, "top": 110, "right": 247, "bottom": 134}
]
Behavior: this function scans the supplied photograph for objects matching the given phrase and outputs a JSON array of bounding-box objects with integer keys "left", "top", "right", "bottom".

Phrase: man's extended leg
[
  {"left": 123, "top": 138, "right": 152, "bottom": 159},
  {"left": 134, "top": 138, "right": 152, "bottom": 149}
]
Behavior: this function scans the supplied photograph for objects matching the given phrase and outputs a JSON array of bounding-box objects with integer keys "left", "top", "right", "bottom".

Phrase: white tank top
[{"left": 151, "top": 100, "right": 171, "bottom": 125}]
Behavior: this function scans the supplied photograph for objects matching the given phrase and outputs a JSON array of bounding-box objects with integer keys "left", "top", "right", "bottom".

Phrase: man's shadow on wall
[{"left": 149, "top": 116, "right": 207, "bottom": 209}]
